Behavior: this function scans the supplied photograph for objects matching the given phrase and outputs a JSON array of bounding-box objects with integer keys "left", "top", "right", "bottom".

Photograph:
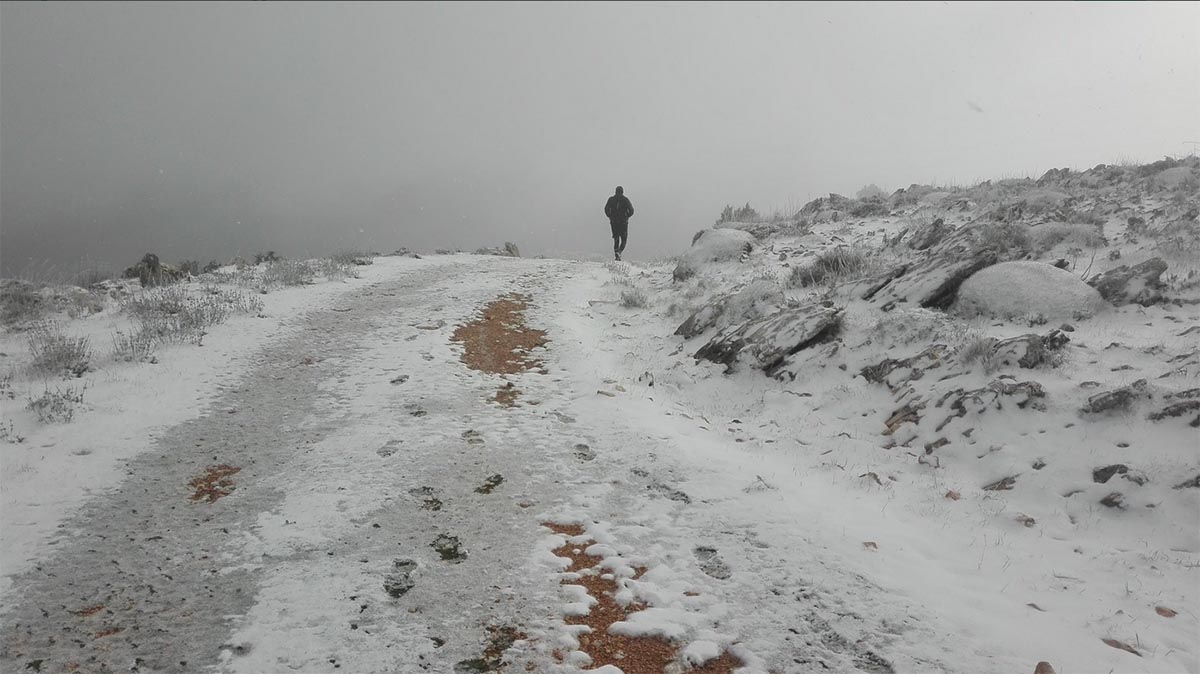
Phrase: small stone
[{"left": 1093, "top": 465, "right": 1128, "bottom": 484}]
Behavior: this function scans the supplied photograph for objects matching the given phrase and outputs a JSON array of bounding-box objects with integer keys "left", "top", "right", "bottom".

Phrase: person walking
[{"left": 604, "top": 186, "right": 634, "bottom": 261}]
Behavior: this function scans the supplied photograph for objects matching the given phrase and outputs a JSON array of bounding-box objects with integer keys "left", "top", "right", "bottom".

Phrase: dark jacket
[{"left": 604, "top": 194, "right": 634, "bottom": 224}]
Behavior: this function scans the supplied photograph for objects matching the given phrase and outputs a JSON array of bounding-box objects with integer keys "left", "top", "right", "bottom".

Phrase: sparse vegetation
[
  {"left": 788, "top": 246, "right": 872, "bottom": 288},
  {"left": 26, "top": 384, "right": 86, "bottom": 423},
  {"left": 311, "top": 257, "right": 358, "bottom": 283},
  {"left": 330, "top": 250, "right": 375, "bottom": 266},
  {"left": 123, "top": 285, "right": 262, "bottom": 345},
  {"left": 0, "top": 418, "right": 24, "bottom": 444},
  {"left": 975, "top": 221, "right": 1033, "bottom": 256},
  {"left": 1, "top": 281, "right": 46, "bottom": 325},
  {"left": 716, "top": 203, "right": 760, "bottom": 224},
  {"left": 26, "top": 320, "right": 91, "bottom": 377},
  {"left": 259, "top": 259, "right": 316, "bottom": 287},
  {"left": 620, "top": 288, "right": 649, "bottom": 308},
  {"left": 956, "top": 333, "right": 999, "bottom": 373},
  {"left": 112, "top": 328, "right": 158, "bottom": 363},
  {"left": 1033, "top": 222, "right": 1106, "bottom": 254}
]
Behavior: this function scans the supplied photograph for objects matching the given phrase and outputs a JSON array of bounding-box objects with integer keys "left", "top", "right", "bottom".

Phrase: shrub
[
  {"left": 124, "top": 285, "right": 261, "bottom": 345},
  {"left": 956, "top": 334, "right": 998, "bottom": 372},
  {"left": 112, "top": 328, "right": 157, "bottom": 363},
  {"left": 330, "top": 251, "right": 375, "bottom": 266},
  {"left": 259, "top": 259, "right": 316, "bottom": 288},
  {"left": 716, "top": 203, "right": 760, "bottom": 224},
  {"left": 1033, "top": 222, "right": 1107, "bottom": 253},
  {"left": 312, "top": 258, "right": 357, "bottom": 283},
  {"left": 975, "top": 221, "right": 1033, "bottom": 256},
  {"left": 254, "top": 251, "right": 282, "bottom": 265},
  {"left": 620, "top": 289, "right": 649, "bottom": 308},
  {"left": 788, "top": 247, "right": 871, "bottom": 288},
  {"left": 1, "top": 281, "right": 45, "bottom": 325},
  {"left": 177, "top": 260, "right": 201, "bottom": 277},
  {"left": 26, "top": 384, "right": 86, "bottom": 423},
  {"left": 27, "top": 321, "right": 91, "bottom": 377},
  {"left": 0, "top": 418, "right": 23, "bottom": 444}
]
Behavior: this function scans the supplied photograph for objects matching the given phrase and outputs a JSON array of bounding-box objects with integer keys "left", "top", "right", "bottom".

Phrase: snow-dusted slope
[{"left": 1, "top": 158, "right": 1196, "bottom": 674}]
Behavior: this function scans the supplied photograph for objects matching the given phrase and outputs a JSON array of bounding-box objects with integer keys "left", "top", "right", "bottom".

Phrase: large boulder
[
  {"left": 675, "top": 279, "right": 785, "bottom": 339},
  {"left": 952, "top": 261, "right": 1106, "bottom": 320},
  {"left": 673, "top": 228, "right": 755, "bottom": 281},
  {"left": 693, "top": 300, "right": 842, "bottom": 374},
  {"left": 1087, "top": 258, "right": 1168, "bottom": 306}
]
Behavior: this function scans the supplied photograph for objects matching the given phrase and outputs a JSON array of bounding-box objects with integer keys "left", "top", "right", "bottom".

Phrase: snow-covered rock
[
  {"left": 673, "top": 228, "right": 755, "bottom": 281},
  {"left": 952, "top": 261, "right": 1106, "bottom": 320},
  {"left": 863, "top": 225, "right": 1003, "bottom": 311},
  {"left": 674, "top": 278, "right": 785, "bottom": 339},
  {"left": 1087, "top": 258, "right": 1168, "bottom": 306},
  {"left": 693, "top": 300, "right": 842, "bottom": 374}
]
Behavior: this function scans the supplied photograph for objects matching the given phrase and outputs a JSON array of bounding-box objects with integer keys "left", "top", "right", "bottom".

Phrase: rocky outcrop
[
  {"left": 675, "top": 279, "right": 785, "bottom": 339},
  {"left": 1081, "top": 379, "right": 1151, "bottom": 415},
  {"left": 122, "top": 253, "right": 186, "bottom": 287},
  {"left": 1087, "top": 258, "right": 1168, "bottom": 306},
  {"left": 907, "top": 218, "right": 952, "bottom": 251},
  {"left": 859, "top": 345, "right": 949, "bottom": 390},
  {"left": 863, "top": 224, "right": 1016, "bottom": 311},
  {"left": 1147, "top": 400, "right": 1200, "bottom": 426},
  {"left": 931, "top": 379, "right": 1046, "bottom": 433},
  {"left": 991, "top": 329, "right": 1071, "bottom": 370},
  {"left": 694, "top": 301, "right": 842, "bottom": 374}
]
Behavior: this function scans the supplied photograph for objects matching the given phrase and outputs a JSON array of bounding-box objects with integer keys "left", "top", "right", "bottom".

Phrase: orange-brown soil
[
  {"left": 543, "top": 522, "right": 742, "bottom": 673},
  {"left": 188, "top": 464, "right": 241, "bottom": 503}
]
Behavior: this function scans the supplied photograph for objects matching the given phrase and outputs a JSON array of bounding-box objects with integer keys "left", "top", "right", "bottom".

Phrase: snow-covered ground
[{"left": 2, "top": 159, "right": 1198, "bottom": 674}]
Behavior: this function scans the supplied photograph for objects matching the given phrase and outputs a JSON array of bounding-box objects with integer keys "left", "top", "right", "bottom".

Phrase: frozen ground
[{"left": 2, "top": 159, "right": 1198, "bottom": 674}]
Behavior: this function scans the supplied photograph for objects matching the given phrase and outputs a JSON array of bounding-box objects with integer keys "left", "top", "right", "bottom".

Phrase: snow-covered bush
[
  {"left": 1, "top": 281, "right": 45, "bottom": 326},
  {"left": 112, "top": 328, "right": 157, "bottom": 363},
  {"left": 1033, "top": 222, "right": 1106, "bottom": 253},
  {"left": 260, "top": 259, "right": 316, "bottom": 287},
  {"left": 26, "top": 320, "right": 91, "bottom": 377},
  {"left": 955, "top": 333, "right": 999, "bottom": 373},
  {"left": 975, "top": 221, "right": 1033, "bottom": 256},
  {"left": 26, "top": 384, "right": 86, "bottom": 423},
  {"left": 788, "top": 246, "right": 871, "bottom": 288},
  {"left": 620, "top": 289, "right": 649, "bottom": 308},
  {"left": 124, "top": 285, "right": 261, "bottom": 345}
]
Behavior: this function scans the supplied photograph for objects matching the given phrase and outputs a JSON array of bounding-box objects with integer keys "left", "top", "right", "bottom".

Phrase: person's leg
[
  {"left": 617, "top": 224, "right": 628, "bottom": 254},
  {"left": 610, "top": 222, "right": 621, "bottom": 258}
]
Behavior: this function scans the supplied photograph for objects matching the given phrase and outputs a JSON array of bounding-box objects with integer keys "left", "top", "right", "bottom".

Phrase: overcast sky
[{"left": 2, "top": 1, "right": 1197, "bottom": 276}]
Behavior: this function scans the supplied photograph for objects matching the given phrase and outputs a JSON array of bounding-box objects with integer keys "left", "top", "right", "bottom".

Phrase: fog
[{"left": 2, "top": 2, "right": 1197, "bottom": 276}]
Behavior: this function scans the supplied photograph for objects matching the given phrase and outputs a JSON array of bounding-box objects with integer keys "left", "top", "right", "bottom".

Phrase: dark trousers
[{"left": 610, "top": 221, "right": 628, "bottom": 253}]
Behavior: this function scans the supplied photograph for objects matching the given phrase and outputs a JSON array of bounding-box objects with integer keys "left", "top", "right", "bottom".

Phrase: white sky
[{"left": 2, "top": 1, "right": 1197, "bottom": 273}]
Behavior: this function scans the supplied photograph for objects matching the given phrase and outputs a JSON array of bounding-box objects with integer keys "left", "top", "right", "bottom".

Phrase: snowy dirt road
[{"left": 4, "top": 255, "right": 1057, "bottom": 674}]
